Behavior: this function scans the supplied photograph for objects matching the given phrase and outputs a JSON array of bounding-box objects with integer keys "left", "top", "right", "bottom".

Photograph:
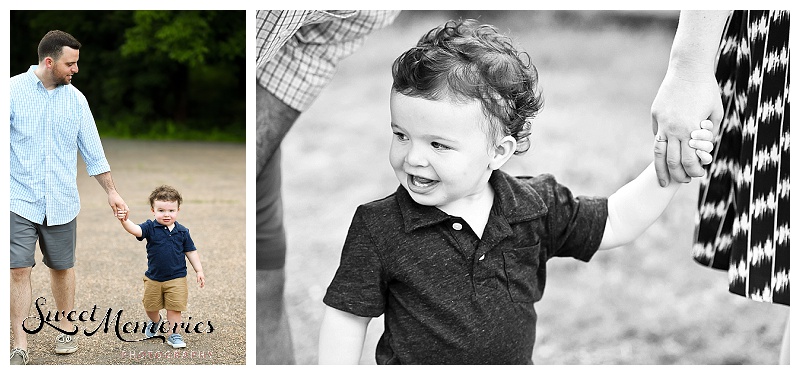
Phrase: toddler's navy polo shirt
[
  {"left": 323, "top": 169, "right": 608, "bottom": 364},
  {"left": 137, "top": 219, "right": 197, "bottom": 282}
]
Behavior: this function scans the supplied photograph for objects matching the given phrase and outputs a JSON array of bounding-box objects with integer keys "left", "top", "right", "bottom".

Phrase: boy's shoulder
[
  {"left": 173, "top": 221, "right": 190, "bottom": 232},
  {"left": 499, "top": 170, "right": 584, "bottom": 201},
  {"left": 493, "top": 169, "right": 565, "bottom": 197},
  {"left": 490, "top": 170, "right": 561, "bottom": 221},
  {"left": 353, "top": 189, "right": 404, "bottom": 220}
]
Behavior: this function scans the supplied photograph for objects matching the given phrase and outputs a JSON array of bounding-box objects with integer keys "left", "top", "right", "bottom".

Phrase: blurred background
[
  {"left": 276, "top": 10, "right": 788, "bottom": 365},
  {"left": 10, "top": 10, "right": 246, "bottom": 142}
]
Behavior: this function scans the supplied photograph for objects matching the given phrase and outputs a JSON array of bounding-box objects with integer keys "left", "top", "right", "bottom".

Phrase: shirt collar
[
  {"left": 27, "top": 65, "right": 64, "bottom": 92},
  {"left": 26, "top": 65, "right": 42, "bottom": 87},
  {"left": 152, "top": 220, "right": 187, "bottom": 232},
  {"left": 396, "top": 169, "right": 548, "bottom": 233}
]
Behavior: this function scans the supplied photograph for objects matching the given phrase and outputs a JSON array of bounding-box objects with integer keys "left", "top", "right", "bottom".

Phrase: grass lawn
[{"left": 278, "top": 10, "right": 787, "bottom": 365}]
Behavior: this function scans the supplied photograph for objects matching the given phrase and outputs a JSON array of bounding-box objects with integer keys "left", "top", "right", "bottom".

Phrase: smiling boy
[{"left": 317, "top": 19, "right": 715, "bottom": 364}]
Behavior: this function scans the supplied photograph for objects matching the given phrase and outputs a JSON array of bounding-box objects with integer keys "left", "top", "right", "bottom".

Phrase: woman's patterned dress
[{"left": 693, "top": 10, "right": 789, "bottom": 306}]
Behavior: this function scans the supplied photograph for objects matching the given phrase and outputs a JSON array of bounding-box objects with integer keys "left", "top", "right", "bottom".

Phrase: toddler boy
[
  {"left": 318, "top": 19, "right": 715, "bottom": 364},
  {"left": 118, "top": 185, "right": 205, "bottom": 348}
]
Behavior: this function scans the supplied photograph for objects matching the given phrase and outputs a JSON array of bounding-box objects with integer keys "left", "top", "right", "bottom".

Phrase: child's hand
[
  {"left": 196, "top": 271, "right": 206, "bottom": 289},
  {"left": 116, "top": 209, "right": 128, "bottom": 221},
  {"left": 688, "top": 119, "right": 715, "bottom": 166}
]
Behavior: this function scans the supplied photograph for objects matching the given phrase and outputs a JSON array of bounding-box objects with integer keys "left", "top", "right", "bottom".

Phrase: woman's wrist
[{"left": 666, "top": 53, "right": 715, "bottom": 81}]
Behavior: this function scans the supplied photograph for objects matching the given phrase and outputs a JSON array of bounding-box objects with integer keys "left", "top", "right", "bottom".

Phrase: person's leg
[
  {"left": 162, "top": 277, "right": 188, "bottom": 348},
  {"left": 255, "top": 150, "right": 295, "bottom": 364},
  {"left": 10, "top": 267, "right": 33, "bottom": 351},
  {"left": 162, "top": 277, "right": 188, "bottom": 332},
  {"left": 49, "top": 267, "right": 78, "bottom": 355},
  {"left": 49, "top": 268, "right": 76, "bottom": 331},
  {"left": 257, "top": 268, "right": 294, "bottom": 364},
  {"left": 164, "top": 309, "right": 186, "bottom": 348},
  {"left": 256, "top": 85, "right": 300, "bottom": 365},
  {"left": 146, "top": 311, "right": 161, "bottom": 323},
  {"left": 39, "top": 217, "right": 79, "bottom": 353},
  {"left": 166, "top": 310, "right": 182, "bottom": 330},
  {"left": 142, "top": 276, "right": 165, "bottom": 337},
  {"left": 10, "top": 212, "right": 41, "bottom": 357},
  {"left": 780, "top": 311, "right": 789, "bottom": 364}
]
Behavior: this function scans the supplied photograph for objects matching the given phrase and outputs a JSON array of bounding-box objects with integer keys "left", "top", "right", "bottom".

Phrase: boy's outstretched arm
[
  {"left": 117, "top": 215, "right": 143, "bottom": 237},
  {"left": 599, "top": 122, "right": 713, "bottom": 250},
  {"left": 185, "top": 251, "right": 205, "bottom": 288},
  {"left": 318, "top": 306, "right": 371, "bottom": 364},
  {"left": 598, "top": 161, "right": 680, "bottom": 250}
]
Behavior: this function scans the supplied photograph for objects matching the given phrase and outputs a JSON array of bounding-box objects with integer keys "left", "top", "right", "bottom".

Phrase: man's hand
[
  {"left": 94, "top": 172, "right": 129, "bottom": 220},
  {"left": 108, "top": 190, "right": 129, "bottom": 221}
]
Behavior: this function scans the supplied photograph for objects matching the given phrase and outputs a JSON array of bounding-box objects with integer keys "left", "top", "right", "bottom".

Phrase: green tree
[{"left": 10, "top": 10, "right": 246, "bottom": 142}]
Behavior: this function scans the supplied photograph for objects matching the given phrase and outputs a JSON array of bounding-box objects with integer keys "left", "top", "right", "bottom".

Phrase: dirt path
[{"left": 13, "top": 139, "right": 246, "bottom": 365}]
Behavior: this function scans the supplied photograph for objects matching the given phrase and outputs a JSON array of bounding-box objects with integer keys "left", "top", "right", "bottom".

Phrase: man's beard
[{"left": 51, "top": 70, "right": 72, "bottom": 86}]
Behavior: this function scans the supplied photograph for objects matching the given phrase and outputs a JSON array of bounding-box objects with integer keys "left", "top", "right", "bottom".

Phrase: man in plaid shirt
[
  {"left": 255, "top": 10, "right": 400, "bottom": 364},
  {"left": 10, "top": 30, "right": 129, "bottom": 365}
]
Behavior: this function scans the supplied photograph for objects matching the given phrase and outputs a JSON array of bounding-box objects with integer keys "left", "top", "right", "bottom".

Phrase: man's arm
[
  {"left": 318, "top": 306, "right": 371, "bottom": 364},
  {"left": 650, "top": 10, "right": 730, "bottom": 186},
  {"left": 94, "top": 171, "right": 129, "bottom": 219},
  {"left": 256, "top": 86, "right": 300, "bottom": 177}
]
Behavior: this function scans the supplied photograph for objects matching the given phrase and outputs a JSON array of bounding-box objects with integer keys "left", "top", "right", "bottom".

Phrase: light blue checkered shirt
[{"left": 10, "top": 65, "right": 111, "bottom": 226}]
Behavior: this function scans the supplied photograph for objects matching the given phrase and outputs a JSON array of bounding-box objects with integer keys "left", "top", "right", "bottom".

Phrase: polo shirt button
[{"left": 452, "top": 222, "right": 462, "bottom": 230}]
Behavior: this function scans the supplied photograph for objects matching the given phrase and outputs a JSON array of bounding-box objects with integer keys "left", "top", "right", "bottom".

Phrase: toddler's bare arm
[{"left": 318, "top": 306, "right": 371, "bottom": 364}]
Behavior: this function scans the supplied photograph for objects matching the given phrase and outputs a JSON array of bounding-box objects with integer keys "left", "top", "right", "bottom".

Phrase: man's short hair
[{"left": 37, "top": 30, "right": 81, "bottom": 63}]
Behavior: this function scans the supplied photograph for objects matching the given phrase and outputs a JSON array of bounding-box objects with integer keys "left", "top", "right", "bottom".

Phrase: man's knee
[{"left": 10, "top": 267, "right": 32, "bottom": 283}]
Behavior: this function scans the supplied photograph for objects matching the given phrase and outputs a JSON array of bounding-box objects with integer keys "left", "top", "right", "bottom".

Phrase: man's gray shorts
[{"left": 10, "top": 212, "right": 76, "bottom": 270}]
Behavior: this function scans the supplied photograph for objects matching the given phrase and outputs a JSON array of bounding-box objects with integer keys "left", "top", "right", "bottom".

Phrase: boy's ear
[{"left": 489, "top": 135, "right": 517, "bottom": 170}]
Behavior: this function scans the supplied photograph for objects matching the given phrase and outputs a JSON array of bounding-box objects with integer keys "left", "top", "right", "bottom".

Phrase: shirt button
[{"left": 452, "top": 222, "right": 462, "bottom": 231}]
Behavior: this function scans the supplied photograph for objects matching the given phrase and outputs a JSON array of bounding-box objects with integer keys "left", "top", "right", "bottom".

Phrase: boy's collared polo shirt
[
  {"left": 323, "top": 169, "right": 608, "bottom": 364},
  {"left": 137, "top": 220, "right": 197, "bottom": 282}
]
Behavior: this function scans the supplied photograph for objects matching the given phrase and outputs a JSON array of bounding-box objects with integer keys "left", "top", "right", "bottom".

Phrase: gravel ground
[{"left": 10, "top": 139, "right": 246, "bottom": 365}]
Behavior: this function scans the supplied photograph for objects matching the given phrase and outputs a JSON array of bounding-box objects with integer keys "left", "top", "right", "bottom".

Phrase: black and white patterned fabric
[{"left": 693, "top": 10, "right": 789, "bottom": 306}]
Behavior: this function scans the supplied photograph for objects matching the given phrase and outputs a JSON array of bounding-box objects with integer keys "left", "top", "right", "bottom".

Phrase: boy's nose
[{"left": 404, "top": 144, "right": 428, "bottom": 167}]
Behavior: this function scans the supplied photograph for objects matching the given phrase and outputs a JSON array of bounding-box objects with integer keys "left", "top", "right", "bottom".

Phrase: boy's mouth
[{"left": 407, "top": 174, "right": 438, "bottom": 194}]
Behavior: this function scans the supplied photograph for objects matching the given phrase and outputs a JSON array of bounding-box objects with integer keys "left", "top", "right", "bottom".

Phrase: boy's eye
[
  {"left": 393, "top": 132, "right": 408, "bottom": 141},
  {"left": 431, "top": 142, "right": 450, "bottom": 150}
]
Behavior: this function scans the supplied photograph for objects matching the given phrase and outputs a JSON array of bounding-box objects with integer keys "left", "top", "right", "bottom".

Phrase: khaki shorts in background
[{"left": 142, "top": 276, "right": 188, "bottom": 312}]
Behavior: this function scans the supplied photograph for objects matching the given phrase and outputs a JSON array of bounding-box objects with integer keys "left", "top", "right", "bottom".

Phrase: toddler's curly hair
[
  {"left": 148, "top": 185, "right": 183, "bottom": 208},
  {"left": 391, "top": 19, "right": 543, "bottom": 154}
]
